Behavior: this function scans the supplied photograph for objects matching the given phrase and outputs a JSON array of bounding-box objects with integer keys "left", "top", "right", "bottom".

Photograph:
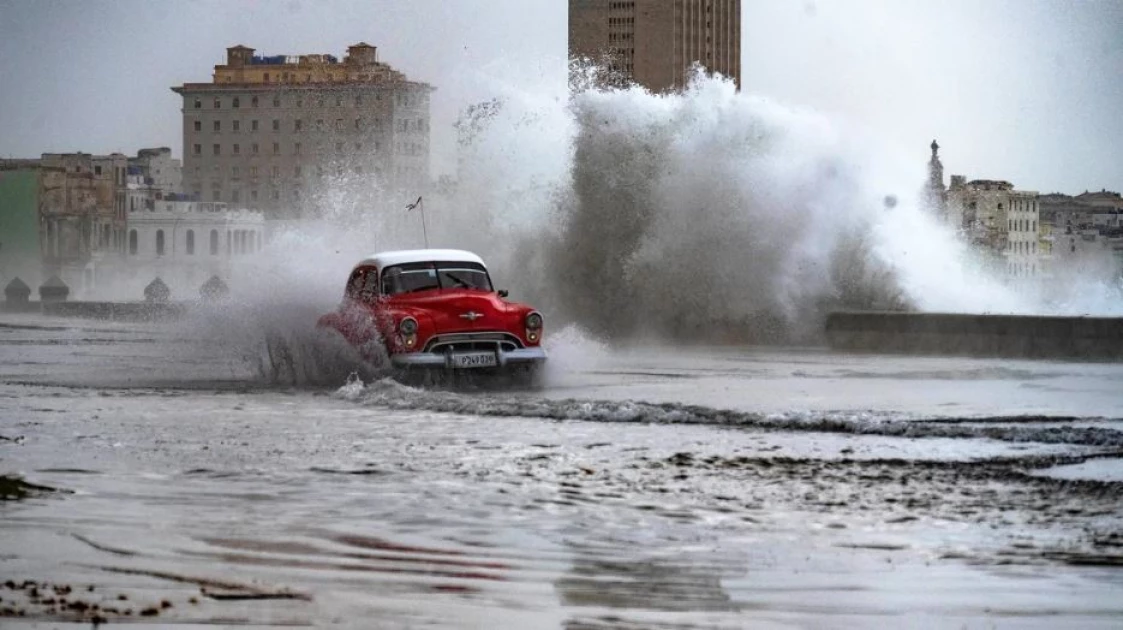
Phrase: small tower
[
  {"left": 346, "top": 43, "right": 377, "bottom": 66},
  {"left": 226, "top": 45, "right": 255, "bottom": 67},
  {"left": 925, "top": 139, "right": 947, "bottom": 217}
]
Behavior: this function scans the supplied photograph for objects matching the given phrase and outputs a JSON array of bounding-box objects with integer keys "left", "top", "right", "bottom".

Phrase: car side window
[
  {"left": 345, "top": 267, "right": 379, "bottom": 302},
  {"left": 358, "top": 270, "right": 379, "bottom": 301}
]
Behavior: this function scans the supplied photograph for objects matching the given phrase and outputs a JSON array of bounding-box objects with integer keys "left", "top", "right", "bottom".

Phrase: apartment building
[{"left": 172, "top": 43, "right": 433, "bottom": 218}]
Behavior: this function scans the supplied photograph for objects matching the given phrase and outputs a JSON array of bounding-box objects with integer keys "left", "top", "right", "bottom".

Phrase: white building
[{"left": 120, "top": 199, "right": 264, "bottom": 299}]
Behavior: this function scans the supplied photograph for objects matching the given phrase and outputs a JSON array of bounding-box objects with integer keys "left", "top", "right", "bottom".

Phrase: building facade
[
  {"left": 123, "top": 199, "right": 265, "bottom": 298},
  {"left": 0, "top": 162, "right": 43, "bottom": 288},
  {"left": 37, "top": 153, "right": 128, "bottom": 293},
  {"left": 172, "top": 43, "right": 433, "bottom": 219},
  {"left": 569, "top": 0, "right": 742, "bottom": 92},
  {"left": 129, "top": 147, "right": 182, "bottom": 195},
  {"left": 1040, "top": 190, "right": 1123, "bottom": 277},
  {"left": 947, "top": 177, "right": 1042, "bottom": 278}
]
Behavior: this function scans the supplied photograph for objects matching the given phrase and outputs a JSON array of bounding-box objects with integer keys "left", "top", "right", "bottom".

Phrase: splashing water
[{"left": 170, "top": 67, "right": 1121, "bottom": 380}]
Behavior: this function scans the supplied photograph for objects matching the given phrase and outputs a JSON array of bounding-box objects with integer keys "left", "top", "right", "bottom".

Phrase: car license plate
[{"left": 450, "top": 351, "right": 497, "bottom": 369}]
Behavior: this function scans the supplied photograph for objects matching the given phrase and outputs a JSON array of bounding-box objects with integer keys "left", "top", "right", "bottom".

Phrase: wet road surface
[{"left": 1, "top": 312, "right": 1122, "bottom": 628}]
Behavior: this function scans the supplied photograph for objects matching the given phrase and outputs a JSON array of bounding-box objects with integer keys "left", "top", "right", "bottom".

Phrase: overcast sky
[{"left": 0, "top": 0, "right": 1120, "bottom": 194}]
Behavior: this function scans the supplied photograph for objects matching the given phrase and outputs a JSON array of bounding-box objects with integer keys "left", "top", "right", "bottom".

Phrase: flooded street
[{"left": 2, "top": 312, "right": 1122, "bottom": 628}]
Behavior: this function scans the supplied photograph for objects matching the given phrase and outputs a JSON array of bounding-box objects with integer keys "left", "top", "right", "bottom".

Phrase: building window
[
  {"left": 336, "top": 142, "right": 344, "bottom": 153},
  {"left": 335, "top": 118, "right": 344, "bottom": 131},
  {"left": 186, "top": 229, "right": 195, "bottom": 255},
  {"left": 251, "top": 119, "right": 259, "bottom": 131},
  {"left": 194, "top": 120, "right": 201, "bottom": 132},
  {"left": 129, "top": 230, "right": 138, "bottom": 255},
  {"left": 252, "top": 96, "right": 259, "bottom": 108},
  {"left": 251, "top": 189, "right": 258, "bottom": 201},
  {"left": 213, "top": 144, "right": 221, "bottom": 155},
  {"left": 233, "top": 144, "right": 240, "bottom": 155},
  {"left": 210, "top": 229, "right": 219, "bottom": 255},
  {"left": 272, "top": 189, "right": 280, "bottom": 200},
  {"left": 296, "top": 97, "right": 303, "bottom": 108},
  {"left": 355, "top": 95, "right": 362, "bottom": 106},
  {"left": 272, "top": 142, "right": 280, "bottom": 155},
  {"left": 156, "top": 230, "right": 165, "bottom": 256},
  {"left": 317, "top": 97, "right": 324, "bottom": 107},
  {"left": 233, "top": 97, "right": 240, "bottom": 108},
  {"left": 233, "top": 120, "right": 240, "bottom": 132},
  {"left": 294, "top": 142, "right": 302, "bottom": 155},
  {"left": 193, "top": 144, "right": 201, "bottom": 155},
  {"left": 271, "top": 166, "right": 279, "bottom": 178},
  {"left": 252, "top": 143, "right": 259, "bottom": 154},
  {"left": 272, "top": 97, "right": 280, "bottom": 107},
  {"left": 355, "top": 118, "right": 363, "bottom": 130},
  {"left": 213, "top": 120, "right": 221, "bottom": 132},
  {"left": 213, "top": 98, "right": 221, "bottom": 109},
  {"left": 272, "top": 119, "right": 280, "bottom": 131},
  {"left": 250, "top": 166, "right": 258, "bottom": 177},
  {"left": 294, "top": 119, "right": 303, "bottom": 132},
  {"left": 232, "top": 165, "right": 240, "bottom": 178},
  {"left": 263, "top": 72, "right": 270, "bottom": 82},
  {"left": 231, "top": 189, "right": 240, "bottom": 203},
  {"left": 194, "top": 98, "right": 202, "bottom": 109},
  {"left": 294, "top": 165, "right": 302, "bottom": 177},
  {"left": 316, "top": 119, "right": 324, "bottom": 131}
]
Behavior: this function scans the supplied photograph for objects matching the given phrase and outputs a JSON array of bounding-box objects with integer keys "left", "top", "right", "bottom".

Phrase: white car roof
[{"left": 356, "top": 249, "right": 487, "bottom": 270}]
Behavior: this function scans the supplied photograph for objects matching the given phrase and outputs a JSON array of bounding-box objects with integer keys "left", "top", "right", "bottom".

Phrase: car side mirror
[{"left": 498, "top": 289, "right": 509, "bottom": 298}]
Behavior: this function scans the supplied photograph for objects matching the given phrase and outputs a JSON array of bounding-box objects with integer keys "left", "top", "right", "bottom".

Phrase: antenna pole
[{"left": 420, "top": 197, "right": 429, "bottom": 248}]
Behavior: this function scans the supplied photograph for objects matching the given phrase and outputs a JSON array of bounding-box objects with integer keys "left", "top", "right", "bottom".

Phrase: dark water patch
[
  {"left": 72, "top": 533, "right": 137, "bottom": 557},
  {"left": 1040, "top": 552, "right": 1123, "bottom": 567},
  {"left": 93, "top": 564, "right": 310, "bottom": 601},
  {"left": 833, "top": 367, "right": 1067, "bottom": 381},
  {"left": 0, "top": 475, "right": 64, "bottom": 501},
  {"left": 0, "top": 338, "right": 160, "bottom": 346},
  {"left": 309, "top": 466, "right": 389, "bottom": 476},
  {"left": 199, "top": 536, "right": 511, "bottom": 572}
]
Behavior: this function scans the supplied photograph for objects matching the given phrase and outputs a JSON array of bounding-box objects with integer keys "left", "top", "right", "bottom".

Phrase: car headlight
[
  {"left": 399, "top": 317, "right": 418, "bottom": 335},
  {"left": 525, "top": 312, "right": 543, "bottom": 330}
]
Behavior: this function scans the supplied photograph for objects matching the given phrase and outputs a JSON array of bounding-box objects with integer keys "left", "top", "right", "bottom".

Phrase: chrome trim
[
  {"left": 391, "top": 346, "right": 547, "bottom": 369},
  {"left": 422, "top": 331, "right": 524, "bottom": 353}
]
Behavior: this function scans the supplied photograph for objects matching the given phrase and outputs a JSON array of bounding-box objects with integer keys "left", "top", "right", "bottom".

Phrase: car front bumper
[{"left": 390, "top": 346, "right": 547, "bottom": 369}]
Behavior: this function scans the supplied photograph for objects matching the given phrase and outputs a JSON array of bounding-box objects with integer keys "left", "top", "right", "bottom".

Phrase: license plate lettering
[{"left": 450, "top": 352, "right": 497, "bottom": 368}]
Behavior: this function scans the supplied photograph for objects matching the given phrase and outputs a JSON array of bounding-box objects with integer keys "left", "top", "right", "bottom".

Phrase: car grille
[{"left": 423, "top": 332, "right": 523, "bottom": 353}]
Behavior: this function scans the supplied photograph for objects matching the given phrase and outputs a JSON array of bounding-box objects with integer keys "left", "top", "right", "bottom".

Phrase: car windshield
[{"left": 382, "top": 261, "right": 493, "bottom": 296}]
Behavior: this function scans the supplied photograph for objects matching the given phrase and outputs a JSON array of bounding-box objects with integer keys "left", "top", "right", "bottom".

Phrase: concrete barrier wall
[
  {"left": 39, "top": 302, "right": 188, "bottom": 322},
  {"left": 825, "top": 311, "right": 1123, "bottom": 360}
]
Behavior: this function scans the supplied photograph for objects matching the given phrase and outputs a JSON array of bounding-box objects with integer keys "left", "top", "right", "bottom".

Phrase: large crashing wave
[
  {"left": 540, "top": 78, "right": 909, "bottom": 342},
  {"left": 169, "top": 68, "right": 1121, "bottom": 373}
]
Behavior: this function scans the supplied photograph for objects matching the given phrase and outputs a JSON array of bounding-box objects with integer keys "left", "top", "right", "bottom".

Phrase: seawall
[
  {"left": 825, "top": 311, "right": 1123, "bottom": 360},
  {"left": 38, "top": 302, "right": 188, "bottom": 322}
]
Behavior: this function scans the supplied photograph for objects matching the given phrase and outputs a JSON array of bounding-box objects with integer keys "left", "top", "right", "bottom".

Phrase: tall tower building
[
  {"left": 925, "top": 139, "right": 947, "bottom": 217},
  {"left": 172, "top": 43, "right": 433, "bottom": 218},
  {"left": 568, "top": 0, "right": 742, "bottom": 92}
]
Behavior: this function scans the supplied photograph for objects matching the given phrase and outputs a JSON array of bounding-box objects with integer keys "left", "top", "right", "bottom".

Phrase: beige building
[
  {"left": 947, "top": 176, "right": 1041, "bottom": 278},
  {"left": 172, "top": 43, "right": 433, "bottom": 219},
  {"left": 569, "top": 0, "right": 742, "bottom": 92}
]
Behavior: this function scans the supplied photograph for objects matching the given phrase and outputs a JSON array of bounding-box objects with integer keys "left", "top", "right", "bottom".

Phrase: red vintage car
[{"left": 317, "top": 249, "right": 546, "bottom": 374}]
